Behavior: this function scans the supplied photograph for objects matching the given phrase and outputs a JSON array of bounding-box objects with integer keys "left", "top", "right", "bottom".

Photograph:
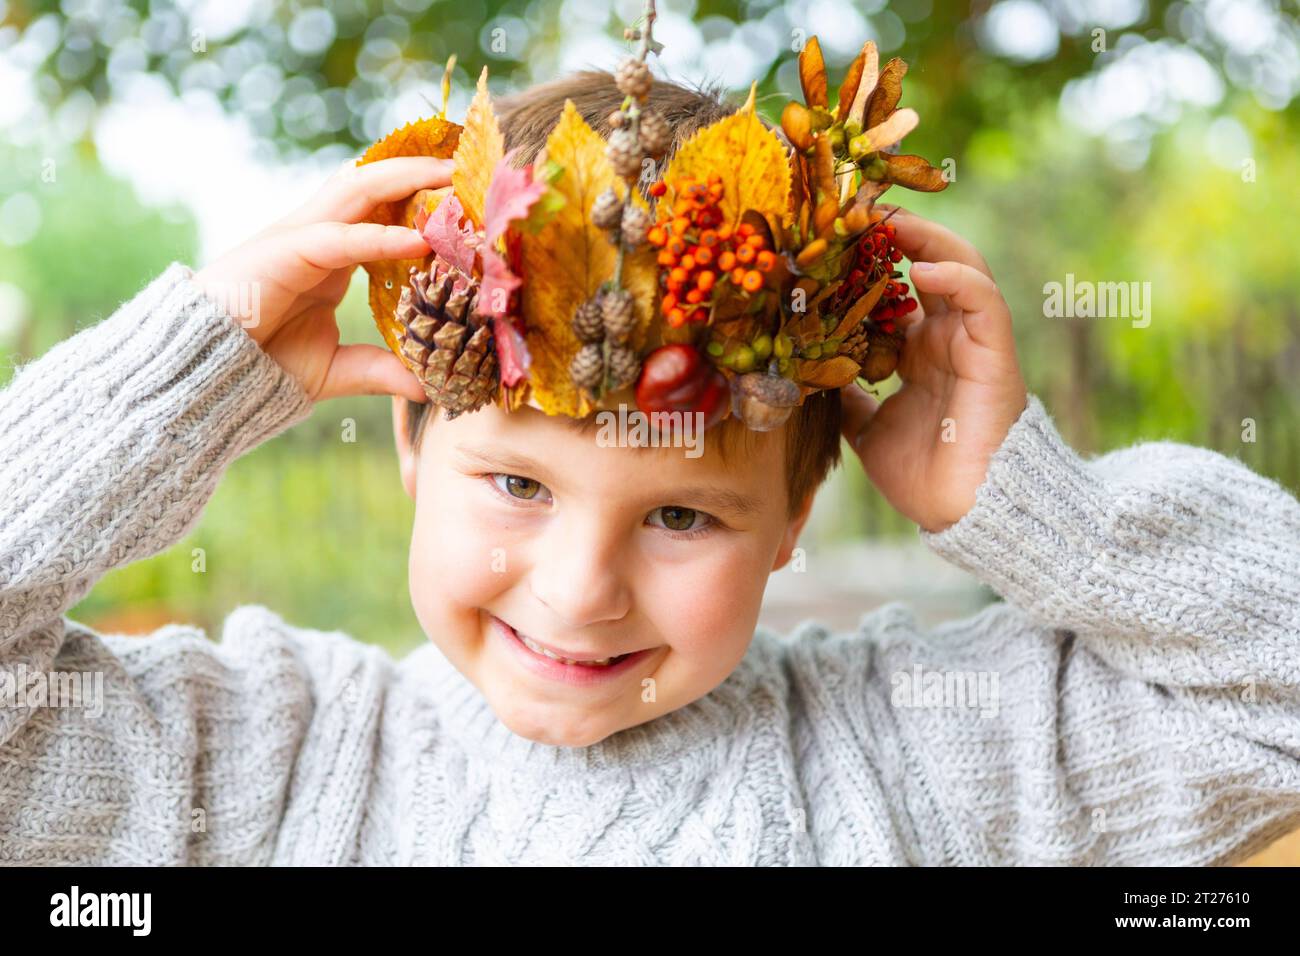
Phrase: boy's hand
[
  {"left": 193, "top": 157, "right": 448, "bottom": 402},
  {"left": 839, "top": 208, "right": 1028, "bottom": 534}
]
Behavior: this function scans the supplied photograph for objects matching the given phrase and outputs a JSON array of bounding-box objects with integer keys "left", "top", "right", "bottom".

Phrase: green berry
[
  {"left": 707, "top": 340, "right": 724, "bottom": 357},
  {"left": 774, "top": 333, "right": 793, "bottom": 358},
  {"left": 752, "top": 333, "right": 772, "bottom": 360},
  {"left": 733, "top": 344, "right": 756, "bottom": 372},
  {"left": 848, "top": 133, "right": 873, "bottom": 161},
  {"left": 803, "top": 342, "right": 822, "bottom": 359}
]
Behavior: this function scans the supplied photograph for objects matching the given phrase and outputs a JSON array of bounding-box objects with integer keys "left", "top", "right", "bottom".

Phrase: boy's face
[{"left": 392, "top": 397, "right": 813, "bottom": 748}]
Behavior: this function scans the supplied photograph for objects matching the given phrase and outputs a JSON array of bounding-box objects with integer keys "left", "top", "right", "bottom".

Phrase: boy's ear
[
  {"left": 391, "top": 396, "right": 418, "bottom": 500},
  {"left": 771, "top": 491, "right": 815, "bottom": 572}
]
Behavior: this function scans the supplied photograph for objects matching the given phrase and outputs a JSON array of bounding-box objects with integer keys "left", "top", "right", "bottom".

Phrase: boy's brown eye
[
  {"left": 657, "top": 506, "right": 699, "bottom": 531},
  {"left": 502, "top": 475, "right": 542, "bottom": 499}
]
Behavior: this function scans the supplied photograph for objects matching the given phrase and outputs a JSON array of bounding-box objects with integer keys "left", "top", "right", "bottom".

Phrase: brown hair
[{"left": 405, "top": 69, "right": 844, "bottom": 519}]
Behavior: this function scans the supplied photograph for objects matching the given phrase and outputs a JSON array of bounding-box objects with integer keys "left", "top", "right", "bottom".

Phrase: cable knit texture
[{"left": 2, "top": 262, "right": 1299, "bottom": 865}]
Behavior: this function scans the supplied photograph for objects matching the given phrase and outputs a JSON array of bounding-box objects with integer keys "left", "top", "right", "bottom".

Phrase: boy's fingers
[
  {"left": 838, "top": 382, "right": 880, "bottom": 457},
  {"left": 908, "top": 261, "right": 1014, "bottom": 353},
  {"left": 318, "top": 344, "right": 429, "bottom": 403},
  {"left": 288, "top": 222, "right": 430, "bottom": 277},
  {"left": 878, "top": 205, "right": 994, "bottom": 281},
  {"left": 285, "top": 156, "right": 454, "bottom": 227}
]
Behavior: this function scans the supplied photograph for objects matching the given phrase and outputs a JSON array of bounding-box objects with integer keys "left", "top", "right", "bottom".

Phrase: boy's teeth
[{"left": 519, "top": 633, "right": 620, "bottom": 667}]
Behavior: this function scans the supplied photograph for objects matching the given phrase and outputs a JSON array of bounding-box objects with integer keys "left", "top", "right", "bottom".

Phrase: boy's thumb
[{"left": 319, "top": 344, "right": 428, "bottom": 403}]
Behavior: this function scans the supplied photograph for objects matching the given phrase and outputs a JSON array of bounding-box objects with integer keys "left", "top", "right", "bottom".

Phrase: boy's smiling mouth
[{"left": 489, "top": 614, "right": 655, "bottom": 685}]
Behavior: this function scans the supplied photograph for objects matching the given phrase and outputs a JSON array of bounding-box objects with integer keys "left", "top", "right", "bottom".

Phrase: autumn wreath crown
[{"left": 359, "top": 6, "right": 948, "bottom": 433}]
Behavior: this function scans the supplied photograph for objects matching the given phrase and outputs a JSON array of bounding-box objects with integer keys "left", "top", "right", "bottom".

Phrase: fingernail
[{"left": 913, "top": 261, "right": 936, "bottom": 271}]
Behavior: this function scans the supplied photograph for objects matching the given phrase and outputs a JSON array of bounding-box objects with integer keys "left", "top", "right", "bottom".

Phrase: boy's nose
[{"left": 527, "top": 517, "right": 633, "bottom": 630}]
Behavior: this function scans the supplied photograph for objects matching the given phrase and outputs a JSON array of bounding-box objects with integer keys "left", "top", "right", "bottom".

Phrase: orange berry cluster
[{"left": 647, "top": 174, "right": 777, "bottom": 328}]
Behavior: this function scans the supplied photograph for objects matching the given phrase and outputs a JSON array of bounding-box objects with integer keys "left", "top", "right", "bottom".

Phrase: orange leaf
[
  {"left": 356, "top": 118, "right": 462, "bottom": 354},
  {"left": 452, "top": 66, "right": 505, "bottom": 231},
  {"left": 659, "top": 85, "right": 792, "bottom": 231},
  {"left": 798, "top": 36, "right": 828, "bottom": 109},
  {"left": 832, "top": 274, "right": 889, "bottom": 338},
  {"left": 838, "top": 40, "right": 878, "bottom": 124},
  {"left": 867, "top": 57, "right": 909, "bottom": 130},
  {"left": 847, "top": 41, "right": 879, "bottom": 128},
  {"left": 863, "top": 107, "right": 918, "bottom": 153},
  {"left": 798, "top": 355, "right": 861, "bottom": 388},
  {"left": 885, "top": 154, "right": 949, "bottom": 192}
]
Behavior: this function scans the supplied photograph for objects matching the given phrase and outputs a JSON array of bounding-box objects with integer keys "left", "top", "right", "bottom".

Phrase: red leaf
[
  {"left": 478, "top": 246, "right": 522, "bottom": 319},
  {"left": 492, "top": 315, "right": 531, "bottom": 387},
  {"left": 483, "top": 147, "right": 549, "bottom": 245},
  {"left": 421, "top": 194, "right": 480, "bottom": 276}
]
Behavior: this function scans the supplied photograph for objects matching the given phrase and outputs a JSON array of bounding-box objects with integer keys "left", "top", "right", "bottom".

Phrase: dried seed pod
[
  {"left": 607, "top": 344, "right": 641, "bottom": 390},
  {"left": 601, "top": 288, "right": 635, "bottom": 343},
  {"left": 570, "top": 342, "right": 606, "bottom": 391},
  {"left": 638, "top": 109, "right": 670, "bottom": 158},
  {"left": 591, "top": 187, "right": 623, "bottom": 230},
  {"left": 572, "top": 298, "right": 605, "bottom": 344},
  {"left": 620, "top": 203, "right": 651, "bottom": 248},
  {"left": 615, "top": 57, "right": 653, "bottom": 100},
  {"left": 606, "top": 127, "right": 644, "bottom": 179}
]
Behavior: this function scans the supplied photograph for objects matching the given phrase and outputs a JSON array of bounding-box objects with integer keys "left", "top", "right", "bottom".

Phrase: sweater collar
[{"left": 400, "top": 631, "right": 782, "bottom": 775}]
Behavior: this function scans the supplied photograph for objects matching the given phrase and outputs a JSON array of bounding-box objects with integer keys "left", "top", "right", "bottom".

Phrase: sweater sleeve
[
  {"left": 898, "top": 393, "right": 1300, "bottom": 863},
  {"left": 0, "top": 263, "right": 323, "bottom": 863},
  {"left": 0, "top": 262, "right": 315, "bottom": 635}
]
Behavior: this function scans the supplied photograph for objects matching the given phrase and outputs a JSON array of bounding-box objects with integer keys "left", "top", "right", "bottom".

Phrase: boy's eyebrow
[
  {"left": 452, "top": 444, "right": 764, "bottom": 518},
  {"left": 452, "top": 444, "right": 549, "bottom": 476},
  {"left": 658, "top": 485, "right": 763, "bottom": 519}
]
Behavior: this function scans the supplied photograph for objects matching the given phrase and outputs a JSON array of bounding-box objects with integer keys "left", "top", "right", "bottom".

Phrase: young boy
[{"left": 2, "top": 71, "right": 1298, "bottom": 867}]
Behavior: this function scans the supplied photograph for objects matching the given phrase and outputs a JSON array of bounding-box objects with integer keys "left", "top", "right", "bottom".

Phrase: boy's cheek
[
  {"left": 636, "top": 546, "right": 768, "bottom": 667},
  {"left": 407, "top": 492, "right": 523, "bottom": 633}
]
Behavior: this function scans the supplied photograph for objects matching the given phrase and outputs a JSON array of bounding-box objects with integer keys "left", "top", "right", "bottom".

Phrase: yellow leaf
[
  {"left": 452, "top": 66, "right": 505, "bottom": 231},
  {"left": 356, "top": 118, "right": 461, "bottom": 354},
  {"left": 517, "top": 99, "right": 630, "bottom": 419},
  {"left": 659, "top": 102, "right": 792, "bottom": 232}
]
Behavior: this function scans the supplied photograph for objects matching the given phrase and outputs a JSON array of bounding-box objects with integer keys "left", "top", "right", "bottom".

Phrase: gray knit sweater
[{"left": 2, "top": 262, "right": 1299, "bottom": 866}]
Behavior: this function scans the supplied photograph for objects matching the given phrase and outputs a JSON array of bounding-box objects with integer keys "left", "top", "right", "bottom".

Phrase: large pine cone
[
  {"left": 396, "top": 263, "right": 499, "bottom": 419},
  {"left": 843, "top": 319, "right": 904, "bottom": 385}
]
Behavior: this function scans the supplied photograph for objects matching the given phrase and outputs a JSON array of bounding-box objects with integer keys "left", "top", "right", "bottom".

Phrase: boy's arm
[
  {"left": 906, "top": 393, "right": 1300, "bottom": 863},
  {"left": 921, "top": 393, "right": 1300, "bottom": 685},
  {"left": 0, "top": 263, "right": 315, "bottom": 639}
]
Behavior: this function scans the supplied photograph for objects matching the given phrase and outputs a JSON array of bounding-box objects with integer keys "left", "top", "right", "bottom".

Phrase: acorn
[{"left": 730, "top": 372, "right": 802, "bottom": 432}]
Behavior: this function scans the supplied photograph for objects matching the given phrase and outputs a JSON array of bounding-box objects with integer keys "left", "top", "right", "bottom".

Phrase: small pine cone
[
  {"left": 615, "top": 58, "right": 653, "bottom": 101},
  {"left": 844, "top": 320, "right": 903, "bottom": 384},
  {"left": 606, "top": 128, "right": 644, "bottom": 179},
  {"left": 601, "top": 288, "right": 635, "bottom": 343},
  {"left": 842, "top": 321, "right": 869, "bottom": 366},
  {"left": 572, "top": 298, "right": 605, "bottom": 344},
  {"left": 638, "top": 109, "right": 670, "bottom": 159},
  {"left": 620, "top": 204, "right": 651, "bottom": 248},
  {"left": 570, "top": 343, "right": 606, "bottom": 391},
  {"left": 607, "top": 344, "right": 641, "bottom": 390},
  {"left": 591, "top": 187, "right": 623, "bottom": 230}
]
